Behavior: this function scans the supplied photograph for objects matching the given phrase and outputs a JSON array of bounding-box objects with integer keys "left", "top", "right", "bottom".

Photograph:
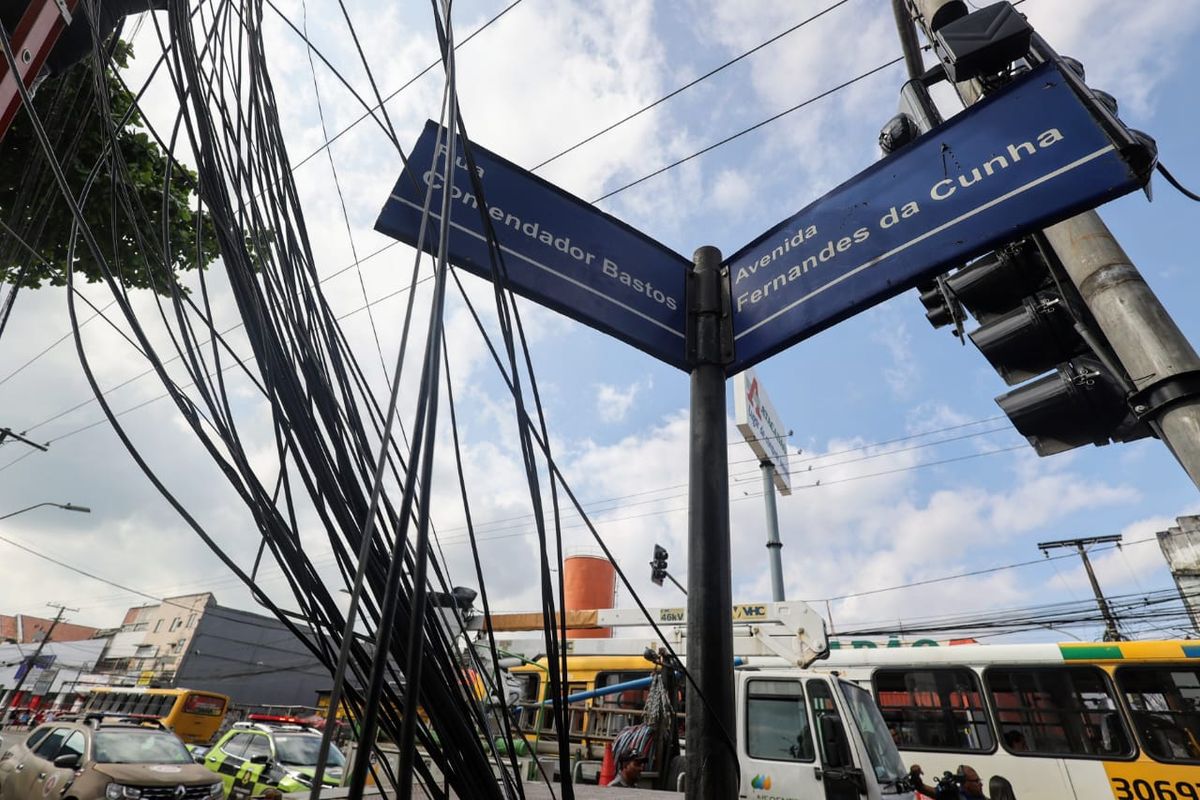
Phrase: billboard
[{"left": 733, "top": 368, "right": 791, "bottom": 494}]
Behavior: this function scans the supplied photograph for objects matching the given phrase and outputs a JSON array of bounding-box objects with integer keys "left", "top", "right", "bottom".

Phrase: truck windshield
[{"left": 837, "top": 680, "right": 908, "bottom": 788}]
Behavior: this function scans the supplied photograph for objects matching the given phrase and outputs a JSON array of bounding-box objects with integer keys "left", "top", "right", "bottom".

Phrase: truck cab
[{"left": 738, "top": 669, "right": 913, "bottom": 800}]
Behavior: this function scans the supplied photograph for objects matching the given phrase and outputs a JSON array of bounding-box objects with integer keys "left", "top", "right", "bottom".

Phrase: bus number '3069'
[{"left": 1112, "top": 778, "right": 1200, "bottom": 800}]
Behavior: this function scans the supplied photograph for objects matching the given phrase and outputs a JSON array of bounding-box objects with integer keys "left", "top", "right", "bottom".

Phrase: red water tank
[{"left": 563, "top": 554, "right": 616, "bottom": 639}]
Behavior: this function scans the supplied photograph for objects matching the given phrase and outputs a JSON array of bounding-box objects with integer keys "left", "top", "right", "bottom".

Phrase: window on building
[
  {"left": 745, "top": 679, "right": 815, "bottom": 762},
  {"left": 188, "top": 614, "right": 197, "bottom": 628},
  {"left": 153, "top": 620, "right": 162, "bottom": 633},
  {"left": 169, "top": 618, "right": 181, "bottom": 632},
  {"left": 1118, "top": 666, "right": 1200, "bottom": 764},
  {"left": 873, "top": 668, "right": 994, "bottom": 752},
  {"left": 986, "top": 667, "right": 1132, "bottom": 758}
]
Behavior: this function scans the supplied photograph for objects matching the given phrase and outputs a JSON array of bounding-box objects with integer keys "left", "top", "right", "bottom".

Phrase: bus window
[
  {"left": 594, "top": 672, "right": 651, "bottom": 710},
  {"left": 985, "top": 667, "right": 1132, "bottom": 758},
  {"left": 873, "top": 668, "right": 993, "bottom": 752},
  {"left": 745, "top": 679, "right": 814, "bottom": 761},
  {"left": 153, "top": 695, "right": 175, "bottom": 717},
  {"left": 567, "top": 682, "right": 588, "bottom": 735},
  {"left": 593, "top": 671, "right": 651, "bottom": 736},
  {"left": 184, "top": 694, "right": 226, "bottom": 716},
  {"left": 1117, "top": 666, "right": 1200, "bottom": 764}
]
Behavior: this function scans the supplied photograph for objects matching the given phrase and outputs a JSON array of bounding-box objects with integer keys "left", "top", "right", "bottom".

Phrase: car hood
[{"left": 92, "top": 763, "right": 219, "bottom": 784}]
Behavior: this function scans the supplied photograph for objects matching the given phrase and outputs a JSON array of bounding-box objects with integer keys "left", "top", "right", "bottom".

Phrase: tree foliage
[{"left": 0, "top": 40, "right": 219, "bottom": 293}]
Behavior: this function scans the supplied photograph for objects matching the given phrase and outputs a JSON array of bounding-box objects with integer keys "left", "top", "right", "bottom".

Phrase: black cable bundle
[{"left": 1, "top": 0, "right": 734, "bottom": 795}]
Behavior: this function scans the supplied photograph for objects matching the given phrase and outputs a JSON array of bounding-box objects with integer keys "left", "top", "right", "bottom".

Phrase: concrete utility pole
[
  {"left": 902, "top": 0, "right": 1200, "bottom": 491},
  {"left": 0, "top": 603, "right": 75, "bottom": 722},
  {"left": 1039, "top": 536, "right": 1123, "bottom": 641}
]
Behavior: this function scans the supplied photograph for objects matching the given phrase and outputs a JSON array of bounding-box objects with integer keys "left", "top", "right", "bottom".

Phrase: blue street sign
[
  {"left": 375, "top": 121, "right": 692, "bottom": 370},
  {"left": 725, "top": 62, "right": 1148, "bottom": 374}
]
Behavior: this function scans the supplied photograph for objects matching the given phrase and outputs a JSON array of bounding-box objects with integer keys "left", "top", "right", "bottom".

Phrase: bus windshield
[{"left": 838, "top": 680, "right": 908, "bottom": 788}]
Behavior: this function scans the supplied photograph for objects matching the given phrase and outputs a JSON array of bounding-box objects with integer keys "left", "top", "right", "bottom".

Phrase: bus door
[{"left": 739, "top": 675, "right": 826, "bottom": 799}]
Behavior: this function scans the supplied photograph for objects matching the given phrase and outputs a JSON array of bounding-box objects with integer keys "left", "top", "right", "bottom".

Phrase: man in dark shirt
[{"left": 607, "top": 751, "right": 646, "bottom": 788}]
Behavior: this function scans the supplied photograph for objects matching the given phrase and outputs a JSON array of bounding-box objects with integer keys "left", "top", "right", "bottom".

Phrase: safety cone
[{"left": 599, "top": 742, "right": 615, "bottom": 786}]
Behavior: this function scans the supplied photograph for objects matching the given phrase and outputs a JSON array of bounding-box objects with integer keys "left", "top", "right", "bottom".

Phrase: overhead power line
[
  {"left": 531, "top": 0, "right": 855, "bottom": 171},
  {"left": 593, "top": 55, "right": 906, "bottom": 203}
]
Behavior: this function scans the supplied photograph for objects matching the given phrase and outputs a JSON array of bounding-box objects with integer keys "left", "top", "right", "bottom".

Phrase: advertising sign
[
  {"left": 725, "top": 62, "right": 1148, "bottom": 373},
  {"left": 31, "top": 667, "right": 58, "bottom": 696},
  {"left": 375, "top": 121, "right": 692, "bottom": 369},
  {"left": 733, "top": 368, "right": 791, "bottom": 494}
]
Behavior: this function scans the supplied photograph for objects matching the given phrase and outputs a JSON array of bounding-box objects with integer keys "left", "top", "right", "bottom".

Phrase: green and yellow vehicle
[{"left": 193, "top": 716, "right": 345, "bottom": 799}]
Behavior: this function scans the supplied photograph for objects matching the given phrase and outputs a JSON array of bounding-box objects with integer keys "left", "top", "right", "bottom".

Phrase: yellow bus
[
  {"left": 814, "top": 639, "right": 1200, "bottom": 800},
  {"left": 83, "top": 687, "right": 230, "bottom": 744}
]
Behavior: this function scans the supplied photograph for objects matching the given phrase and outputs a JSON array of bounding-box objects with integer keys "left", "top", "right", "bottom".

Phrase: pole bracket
[{"left": 1129, "top": 370, "right": 1200, "bottom": 421}]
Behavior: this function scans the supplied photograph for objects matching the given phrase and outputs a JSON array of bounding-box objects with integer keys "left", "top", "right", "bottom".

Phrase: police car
[{"left": 194, "top": 716, "right": 345, "bottom": 799}]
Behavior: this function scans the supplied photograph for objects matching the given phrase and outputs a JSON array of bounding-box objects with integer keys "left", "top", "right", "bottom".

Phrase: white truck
[{"left": 476, "top": 601, "right": 916, "bottom": 799}]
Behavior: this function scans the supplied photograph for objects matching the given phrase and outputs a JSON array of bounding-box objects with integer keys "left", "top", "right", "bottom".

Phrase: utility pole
[
  {"left": 1038, "top": 536, "right": 1123, "bottom": 641},
  {"left": 0, "top": 603, "right": 75, "bottom": 723},
  {"left": 901, "top": 0, "right": 1200, "bottom": 491},
  {"left": 0, "top": 428, "right": 48, "bottom": 452}
]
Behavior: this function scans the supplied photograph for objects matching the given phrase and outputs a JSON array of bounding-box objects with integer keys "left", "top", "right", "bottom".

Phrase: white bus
[{"left": 813, "top": 639, "right": 1200, "bottom": 800}]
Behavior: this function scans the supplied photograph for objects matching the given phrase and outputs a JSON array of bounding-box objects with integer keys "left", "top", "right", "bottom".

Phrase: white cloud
[
  {"left": 594, "top": 377, "right": 653, "bottom": 423},
  {"left": 712, "top": 169, "right": 754, "bottom": 215}
]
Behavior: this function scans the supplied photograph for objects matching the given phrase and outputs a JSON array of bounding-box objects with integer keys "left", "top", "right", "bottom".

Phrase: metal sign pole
[
  {"left": 685, "top": 245, "right": 737, "bottom": 798},
  {"left": 760, "top": 461, "right": 785, "bottom": 602}
]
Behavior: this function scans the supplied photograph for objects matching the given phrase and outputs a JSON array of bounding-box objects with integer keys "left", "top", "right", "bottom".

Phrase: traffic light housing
[
  {"left": 935, "top": 236, "right": 1150, "bottom": 456},
  {"left": 650, "top": 545, "right": 669, "bottom": 587}
]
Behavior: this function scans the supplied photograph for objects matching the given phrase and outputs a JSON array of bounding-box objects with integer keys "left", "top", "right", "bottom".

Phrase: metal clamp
[{"left": 1129, "top": 370, "right": 1200, "bottom": 420}]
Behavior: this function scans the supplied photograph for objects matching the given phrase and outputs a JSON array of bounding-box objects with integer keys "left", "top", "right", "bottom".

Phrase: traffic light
[
  {"left": 650, "top": 545, "right": 669, "bottom": 587},
  {"left": 900, "top": 15, "right": 1159, "bottom": 458},
  {"left": 935, "top": 236, "right": 1150, "bottom": 456}
]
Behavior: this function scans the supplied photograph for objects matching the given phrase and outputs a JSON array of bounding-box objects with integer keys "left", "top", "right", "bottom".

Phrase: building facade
[
  {"left": 1157, "top": 515, "right": 1200, "bottom": 633},
  {"left": 0, "top": 613, "right": 98, "bottom": 644}
]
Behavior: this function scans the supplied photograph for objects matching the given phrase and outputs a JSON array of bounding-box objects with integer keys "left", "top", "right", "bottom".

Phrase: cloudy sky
[{"left": 2, "top": 0, "right": 1199, "bottom": 647}]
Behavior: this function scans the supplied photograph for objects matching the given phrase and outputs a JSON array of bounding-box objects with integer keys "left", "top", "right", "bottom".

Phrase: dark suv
[{"left": 0, "top": 716, "right": 223, "bottom": 800}]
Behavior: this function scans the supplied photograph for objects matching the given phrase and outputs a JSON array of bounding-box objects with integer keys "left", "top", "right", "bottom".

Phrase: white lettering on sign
[
  {"left": 929, "top": 128, "right": 1065, "bottom": 201},
  {"left": 733, "top": 223, "right": 819, "bottom": 286},
  {"left": 731, "top": 128, "right": 1067, "bottom": 317},
  {"left": 734, "top": 228, "right": 871, "bottom": 314},
  {"left": 422, "top": 170, "right": 680, "bottom": 312}
]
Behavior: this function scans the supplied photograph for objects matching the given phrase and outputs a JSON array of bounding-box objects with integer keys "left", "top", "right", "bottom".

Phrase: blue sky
[{"left": 0, "top": 0, "right": 1198, "bottom": 644}]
